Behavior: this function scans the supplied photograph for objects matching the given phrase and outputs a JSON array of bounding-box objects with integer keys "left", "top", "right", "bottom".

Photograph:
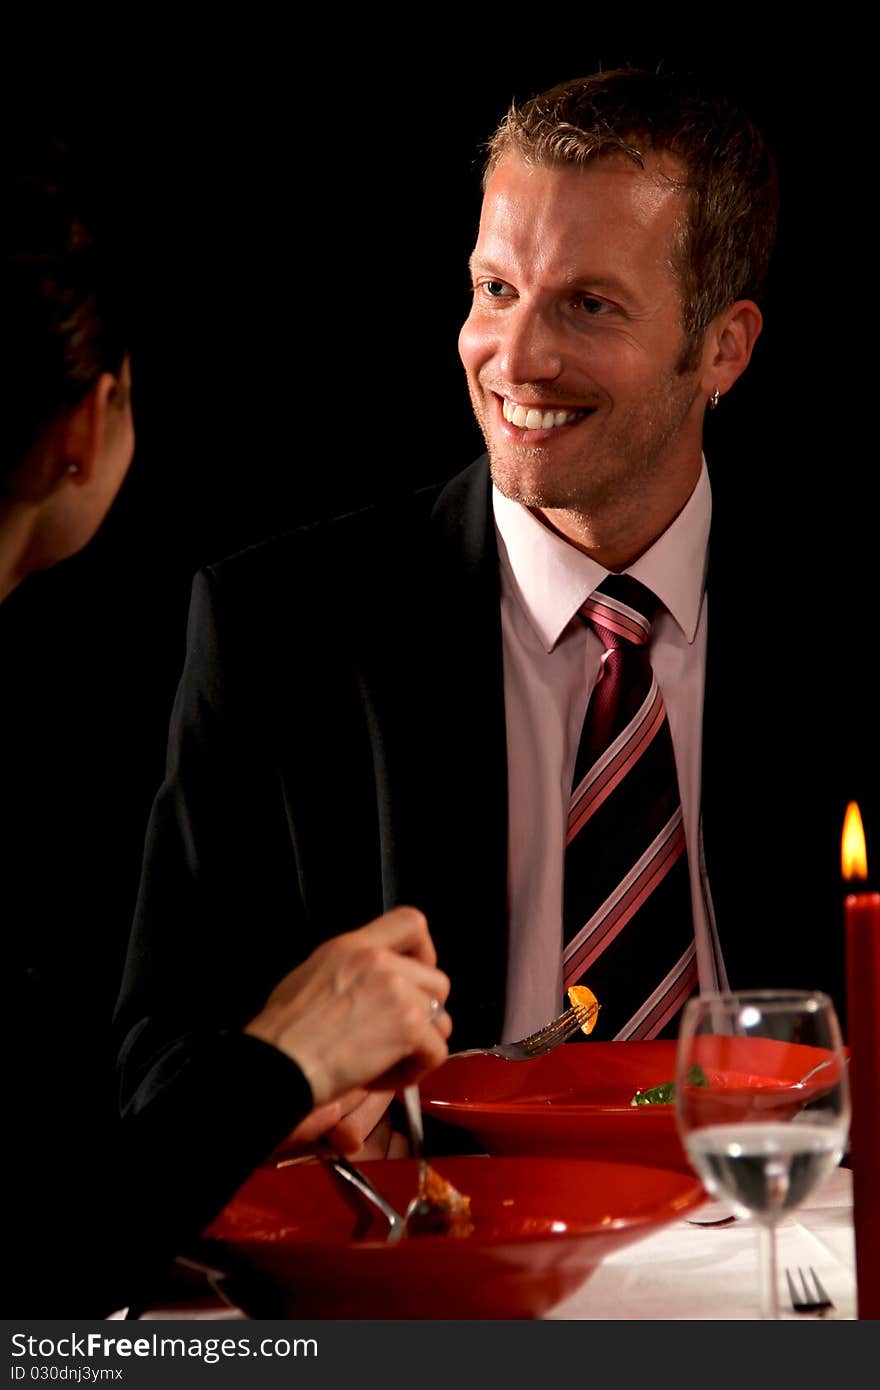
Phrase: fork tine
[
  {"left": 520, "top": 1002, "right": 597, "bottom": 1055},
  {"left": 449, "top": 1000, "right": 600, "bottom": 1061},
  {"left": 521, "top": 1007, "right": 579, "bottom": 1052},
  {"left": 808, "top": 1267, "right": 831, "bottom": 1305},
  {"left": 785, "top": 1268, "right": 799, "bottom": 1306},
  {"left": 560, "top": 1002, "right": 598, "bottom": 1042},
  {"left": 532, "top": 1005, "right": 581, "bottom": 1042}
]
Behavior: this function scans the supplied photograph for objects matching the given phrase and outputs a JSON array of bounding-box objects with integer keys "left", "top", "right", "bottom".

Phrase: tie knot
[{"left": 579, "top": 575, "right": 660, "bottom": 648}]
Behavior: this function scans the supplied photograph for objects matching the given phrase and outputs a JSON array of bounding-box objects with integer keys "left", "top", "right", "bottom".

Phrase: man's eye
[
  {"left": 576, "top": 296, "right": 608, "bottom": 315},
  {"left": 480, "top": 281, "right": 510, "bottom": 298}
]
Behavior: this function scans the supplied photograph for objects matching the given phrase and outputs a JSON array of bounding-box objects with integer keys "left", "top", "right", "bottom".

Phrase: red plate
[
  {"left": 419, "top": 1038, "right": 840, "bottom": 1170},
  {"left": 421, "top": 1041, "right": 688, "bottom": 1169},
  {"left": 203, "top": 1154, "right": 704, "bottom": 1319}
]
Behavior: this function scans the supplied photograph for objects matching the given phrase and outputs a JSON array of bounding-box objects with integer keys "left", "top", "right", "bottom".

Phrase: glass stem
[{"left": 758, "top": 1222, "right": 780, "bottom": 1320}]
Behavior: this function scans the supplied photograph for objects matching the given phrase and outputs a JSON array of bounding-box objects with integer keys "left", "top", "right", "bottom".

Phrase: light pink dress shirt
[{"left": 493, "top": 461, "right": 728, "bottom": 1042}]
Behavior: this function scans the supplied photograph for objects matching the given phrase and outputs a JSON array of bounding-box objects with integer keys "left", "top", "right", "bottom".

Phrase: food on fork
[
  {"left": 424, "top": 1165, "right": 472, "bottom": 1222},
  {"left": 566, "top": 985, "right": 600, "bottom": 1034},
  {"left": 406, "top": 1164, "right": 474, "bottom": 1238},
  {"left": 630, "top": 1063, "right": 709, "bottom": 1107}
]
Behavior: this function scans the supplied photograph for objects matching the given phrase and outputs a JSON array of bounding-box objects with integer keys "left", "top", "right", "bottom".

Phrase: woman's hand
[{"left": 244, "top": 906, "right": 451, "bottom": 1107}]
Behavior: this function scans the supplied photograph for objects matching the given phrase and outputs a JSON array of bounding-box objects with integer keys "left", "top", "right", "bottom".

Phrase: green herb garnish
[{"left": 630, "top": 1063, "right": 709, "bottom": 1107}]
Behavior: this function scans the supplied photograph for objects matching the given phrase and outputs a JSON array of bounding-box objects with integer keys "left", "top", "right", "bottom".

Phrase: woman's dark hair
[{"left": 1, "top": 133, "right": 129, "bottom": 494}]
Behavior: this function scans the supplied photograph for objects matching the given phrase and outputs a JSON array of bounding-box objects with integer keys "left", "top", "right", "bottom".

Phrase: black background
[{"left": 3, "top": 38, "right": 875, "bottom": 1071}]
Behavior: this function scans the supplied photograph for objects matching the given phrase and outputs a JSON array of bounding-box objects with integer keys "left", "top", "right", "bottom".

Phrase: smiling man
[
  {"left": 451, "top": 77, "right": 771, "bottom": 1044},
  {"left": 115, "top": 68, "right": 854, "bottom": 1162},
  {"left": 460, "top": 151, "right": 758, "bottom": 560}
]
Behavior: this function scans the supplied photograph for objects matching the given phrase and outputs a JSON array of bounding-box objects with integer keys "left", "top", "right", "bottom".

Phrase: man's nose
[{"left": 497, "top": 305, "right": 563, "bottom": 384}]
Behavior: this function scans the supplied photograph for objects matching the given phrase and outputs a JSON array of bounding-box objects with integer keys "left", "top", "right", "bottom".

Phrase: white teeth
[{"left": 502, "top": 399, "right": 585, "bottom": 430}]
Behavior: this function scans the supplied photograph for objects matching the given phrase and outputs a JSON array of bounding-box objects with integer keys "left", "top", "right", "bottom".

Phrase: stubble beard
[{"left": 477, "top": 368, "right": 704, "bottom": 519}]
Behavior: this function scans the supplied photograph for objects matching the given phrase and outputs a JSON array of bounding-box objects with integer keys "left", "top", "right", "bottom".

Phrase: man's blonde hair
[{"left": 484, "top": 68, "right": 779, "bottom": 369}]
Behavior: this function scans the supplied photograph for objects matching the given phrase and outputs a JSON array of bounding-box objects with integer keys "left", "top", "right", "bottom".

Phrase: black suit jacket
[{"left": 116, "top": 454, "right": 866, "bottom": 1113}]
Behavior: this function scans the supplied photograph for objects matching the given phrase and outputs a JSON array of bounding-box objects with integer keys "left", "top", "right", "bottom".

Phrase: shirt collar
[{"left": 493, "top": 459, "right": 711, "bottom": 653}]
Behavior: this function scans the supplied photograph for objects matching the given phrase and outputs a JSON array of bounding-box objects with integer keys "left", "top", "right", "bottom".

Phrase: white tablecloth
[{"left": 547, "top": 1166, "right": 856, "bottom": 1320}]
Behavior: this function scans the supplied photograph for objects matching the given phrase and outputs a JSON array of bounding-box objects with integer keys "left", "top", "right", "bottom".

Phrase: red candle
[{"left": 842, "top": 801, "right": 880, "bottom": 1321}]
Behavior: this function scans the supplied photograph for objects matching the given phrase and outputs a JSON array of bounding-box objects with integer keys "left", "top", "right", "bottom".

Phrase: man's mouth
[{"left": 499, "top": 396, "right": 593, "bottom": 431}]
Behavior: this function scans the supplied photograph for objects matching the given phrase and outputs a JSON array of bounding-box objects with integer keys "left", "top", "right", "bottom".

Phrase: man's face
[{"left": 458, "top": 153, "right": 709, "bottom": 536}]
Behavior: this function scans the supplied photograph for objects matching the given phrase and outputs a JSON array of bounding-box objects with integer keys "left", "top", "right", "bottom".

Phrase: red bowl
[
  {"left": 202, "top": 1154, "right": 704, "bottom": 1319},
  {"left": 420, "top": 1041, "right": 691, "bottom": 1169},
  {"left": 419, "top": 1039, "right": 842, "bottom": 1171}
]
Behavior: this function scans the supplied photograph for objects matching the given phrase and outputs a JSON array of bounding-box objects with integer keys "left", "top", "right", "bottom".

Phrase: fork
[
  {"left": 392, "top": 1084, "right": 430, "bottom": 1241},
  {"left": 448, "top": 1000, "right": 600, "bottom": 1061},
  {"left": 277, "top": 1147, "right": 406, "bottom": 1240},
  {"left": 785, "top": 1265, "right": 835, "bottom": 1315},
  {"left": 394, "top": 1082, "right": 471, "bottom": 1239}
]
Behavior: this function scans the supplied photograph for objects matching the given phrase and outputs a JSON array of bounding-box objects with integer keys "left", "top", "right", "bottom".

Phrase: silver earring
[
  {"left": 67, "top": 463, "right": 79, "bottom": 474},
  {"left": 709, "top": 388, "right": 720, "bottom": 410}
]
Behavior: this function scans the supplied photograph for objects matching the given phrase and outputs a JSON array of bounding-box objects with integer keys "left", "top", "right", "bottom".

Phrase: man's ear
[
  {"left": 60, "top": 371, "right": 124, "bottom": 484},
  {"left": 700, "top": 300, "right": 763, "bottom": 404}
]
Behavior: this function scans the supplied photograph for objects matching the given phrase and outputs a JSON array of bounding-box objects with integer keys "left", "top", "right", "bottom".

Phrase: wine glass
[{"left": 675, "top": 989, "right": 850, "bottom": 1320}]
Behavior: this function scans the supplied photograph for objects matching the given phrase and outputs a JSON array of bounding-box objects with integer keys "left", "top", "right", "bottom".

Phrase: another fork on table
[{"left": 785, "top": 1266, "right": 835, "bottom": 1315}]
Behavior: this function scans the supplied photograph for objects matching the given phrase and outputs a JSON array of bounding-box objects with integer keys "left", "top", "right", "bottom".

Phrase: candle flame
[{"left": 842, "top": 801, "right": 868, "bottom": 882}]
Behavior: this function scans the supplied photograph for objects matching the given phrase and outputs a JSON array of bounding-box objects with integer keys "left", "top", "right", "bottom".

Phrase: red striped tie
[{"left": 562, "top": 575, "right": 698, "bottom": 1040}]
